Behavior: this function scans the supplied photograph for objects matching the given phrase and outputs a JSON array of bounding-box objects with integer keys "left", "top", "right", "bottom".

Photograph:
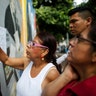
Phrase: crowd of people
[
  {"left": 0, "top": 6, "right": 96, "bottom": 96},
  {"left": 42, "top": 6, "right": 96, "bottom": 96}
]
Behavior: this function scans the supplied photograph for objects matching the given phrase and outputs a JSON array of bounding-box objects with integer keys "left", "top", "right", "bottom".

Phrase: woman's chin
[{"left": 66, "top": 56, "right": 72, "bottom": 62}]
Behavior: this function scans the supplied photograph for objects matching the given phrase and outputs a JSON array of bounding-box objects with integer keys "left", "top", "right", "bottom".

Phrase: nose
[
  {"left": 27, "top": 44, "right": 31, "bottom": 49},
  {"left": 69, "top": 23, "right": 73, "bottom": 29}
]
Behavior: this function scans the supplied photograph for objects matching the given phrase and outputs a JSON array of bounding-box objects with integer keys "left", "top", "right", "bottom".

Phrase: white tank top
[{"left": 16, "top": 62, "right": 54, "bottom": 96}]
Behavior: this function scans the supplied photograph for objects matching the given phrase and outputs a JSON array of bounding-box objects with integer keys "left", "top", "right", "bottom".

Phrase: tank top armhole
[{"left": 42, "top": 66, "right": 56, "bottom": 82}]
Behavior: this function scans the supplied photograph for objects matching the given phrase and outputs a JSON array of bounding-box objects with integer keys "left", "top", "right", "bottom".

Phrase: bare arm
[
  {"left": 42, "top": 67, "right": 60, "bottom": 90},
  {"left": 42, "top": 64, "right": 77, "bottom": 96},
  {"left": 0, "top": 47, "right": 30, "bottom": 70}
]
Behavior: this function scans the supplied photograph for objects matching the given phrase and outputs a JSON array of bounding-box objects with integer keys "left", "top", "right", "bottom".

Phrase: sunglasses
[{"left": 28, "top": 41, "right": 49, "bottom": 49}]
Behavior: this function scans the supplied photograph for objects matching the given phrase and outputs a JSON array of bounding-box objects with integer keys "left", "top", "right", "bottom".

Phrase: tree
[
  {"left": 33, "top": 0, "right": 74, "bottom": 42},
  {"left": 33, "top": 0, "right": 96, "bottom": 42}
]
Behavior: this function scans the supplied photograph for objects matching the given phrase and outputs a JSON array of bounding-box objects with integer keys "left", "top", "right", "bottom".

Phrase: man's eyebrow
[{"left": 70, "top": 19, "right": 78, "bottom": 23}]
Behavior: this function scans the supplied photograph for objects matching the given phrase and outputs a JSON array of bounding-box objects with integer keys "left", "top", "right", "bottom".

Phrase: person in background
[
  {"left": 57, "top": 6, "right": 95, "bottom": 65},
  {"left": 42, "top": 6, "right": 96, "bottom": 96},
  {"left": 0, "top": 31, "right": 61, "bottom": 96}
]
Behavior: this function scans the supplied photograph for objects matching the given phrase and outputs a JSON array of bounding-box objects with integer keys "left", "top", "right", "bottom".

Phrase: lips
[
  {"left": 70, "top": 30, "right": 75, "bottom": 33},
  {"left": 67, "top": 50, "right": 72, "bottom": 58}
]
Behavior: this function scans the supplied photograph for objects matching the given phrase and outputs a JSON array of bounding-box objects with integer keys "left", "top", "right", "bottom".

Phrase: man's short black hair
[{"left": 68, "top": 6, "right": 94, "bottom": 17}]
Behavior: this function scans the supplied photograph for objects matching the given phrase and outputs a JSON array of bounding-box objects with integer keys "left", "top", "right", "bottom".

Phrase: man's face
[{"left": 69, "top": 12, "right": 89, "bottom": 35}]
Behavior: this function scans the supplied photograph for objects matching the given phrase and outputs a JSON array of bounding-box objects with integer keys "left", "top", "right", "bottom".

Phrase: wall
[
  {"left": 0, "top": 0, "right": 22, "bottom": 95},
  {"left": 0, "top": 0, "right": 36, "bottom": 96},
  {"left": 0, "top": 0, "right": 9, "bottom": 27}
]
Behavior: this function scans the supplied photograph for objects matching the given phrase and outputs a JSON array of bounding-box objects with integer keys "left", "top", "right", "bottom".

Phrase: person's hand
[
  {"left": 62, "top": 63, "right": 78, "bottom": 82},
  {"left": 0, "top": 47, "right": 8, "bottom": 63}
]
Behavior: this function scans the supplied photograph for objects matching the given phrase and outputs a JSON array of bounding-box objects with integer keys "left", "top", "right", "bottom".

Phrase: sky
[{"left": 74, "top": 0, "right": 88, "bottom": 5}]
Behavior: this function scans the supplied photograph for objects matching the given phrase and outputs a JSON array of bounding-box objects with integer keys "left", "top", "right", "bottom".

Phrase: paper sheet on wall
[
  {"left": 0, "top": 27, "right": 6, "bottom": 64},
  {"left": 9, "top": 44, "right": 16, "bottom": 57},
  {"left": 14, "top": 30, "right": 20, "bottom": 51},
  {"left": 0, "top": 27, "right": 6, "bottom": 53}
]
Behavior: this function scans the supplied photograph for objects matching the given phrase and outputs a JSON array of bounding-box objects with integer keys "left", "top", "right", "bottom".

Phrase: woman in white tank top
[{"left": 0, "top": 32, "right": 61, "bottom": 96}]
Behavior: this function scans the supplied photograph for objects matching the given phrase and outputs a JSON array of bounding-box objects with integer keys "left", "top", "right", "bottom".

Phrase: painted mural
[
  {"left": 0, "top": 0, "right": 36, "bottom": 95},
  {"left": 4, "top": 0, "right": 22, "bottom": 86}
]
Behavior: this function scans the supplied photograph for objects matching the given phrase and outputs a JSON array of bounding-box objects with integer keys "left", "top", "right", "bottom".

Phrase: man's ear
[
  {"left": 87, "top": 17, "right": 92, "bottom": 25},
  {"left": 92, "top": 52, "right": 96, "bottom": 62}
]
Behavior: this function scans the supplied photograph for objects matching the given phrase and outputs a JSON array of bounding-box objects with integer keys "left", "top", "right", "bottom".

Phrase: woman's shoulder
[{"left": 46, "top": 64, "right": 60, "bottom": 81}]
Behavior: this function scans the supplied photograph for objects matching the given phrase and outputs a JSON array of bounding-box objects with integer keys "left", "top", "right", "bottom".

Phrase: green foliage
[
  {"left": 32, "top": 0, "right": 96, "bottom": 42},
  {"left": 33, "top": 0, "right": 73, "bottom": 42}
]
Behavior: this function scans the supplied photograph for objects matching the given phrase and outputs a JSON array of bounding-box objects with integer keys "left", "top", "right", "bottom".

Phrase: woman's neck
[
  {"left": 75, "top": 64, "right": 96, "bottom": 82},
  {"left": 33, "top": 59, "right": 48, "bottom": 68}
]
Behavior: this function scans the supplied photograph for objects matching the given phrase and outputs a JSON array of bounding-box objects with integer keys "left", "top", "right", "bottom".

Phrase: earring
[
  {"left": 42, "top": 57, "right": 44, "bottom": 61},
  {"left": 41, "top": 55, "right": 44, "bottom": 61}
]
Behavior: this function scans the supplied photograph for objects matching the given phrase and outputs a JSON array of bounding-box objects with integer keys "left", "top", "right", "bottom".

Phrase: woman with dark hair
[
  {"left": 0, "top": 31, "right": 60, "bottom": 96},
  {"left": 35, "top": 32, "right": 62, "bottom": 73}
]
